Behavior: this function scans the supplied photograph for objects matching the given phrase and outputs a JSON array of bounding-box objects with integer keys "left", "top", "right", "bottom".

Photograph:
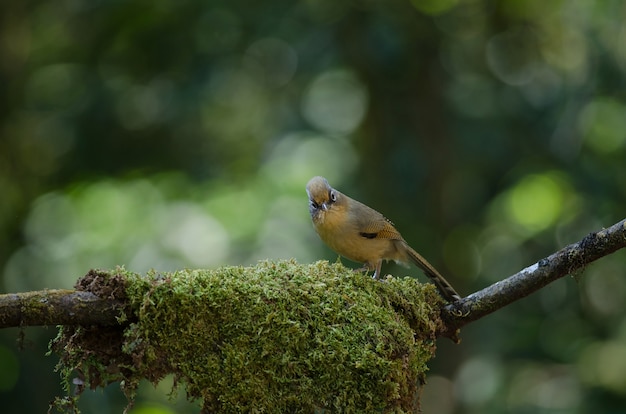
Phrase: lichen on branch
[{"left": 50, "top": 260, "right": 447, "bottom": 413}]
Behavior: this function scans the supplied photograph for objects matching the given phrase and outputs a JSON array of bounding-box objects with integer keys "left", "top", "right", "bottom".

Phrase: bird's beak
[{"left": 320, "top": 202, "right": 329, "bottom": 211}]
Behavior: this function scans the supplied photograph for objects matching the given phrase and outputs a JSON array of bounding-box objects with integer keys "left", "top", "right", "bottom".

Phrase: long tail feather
[{"left": 403, "top": 243, "right": 461, "bottom": 302}]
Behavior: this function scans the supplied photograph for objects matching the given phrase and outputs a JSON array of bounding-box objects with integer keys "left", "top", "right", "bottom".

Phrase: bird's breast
[{"left": 313, "top": 208, "right": 402, "bottom": 265}]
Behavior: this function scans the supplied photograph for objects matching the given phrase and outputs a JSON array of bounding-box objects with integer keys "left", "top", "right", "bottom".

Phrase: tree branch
[
  {"left": 1, "top": 219, "right": 625, "bottom": 332},
  {"left": 0, "top": 289, "right": 126, "bottom": 329},
  {"left": 439, "top": 218, "right": 626, "bottom": 336}
]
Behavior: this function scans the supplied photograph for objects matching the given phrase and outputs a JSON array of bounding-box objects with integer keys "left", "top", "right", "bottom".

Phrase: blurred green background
[{"left": 1, "top": 0, "right": 625, "bottom": 412}]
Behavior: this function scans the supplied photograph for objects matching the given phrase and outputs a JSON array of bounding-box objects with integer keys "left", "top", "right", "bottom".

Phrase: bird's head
[{"left": 306, "top": 176, "right": 342, "bottom": 221}]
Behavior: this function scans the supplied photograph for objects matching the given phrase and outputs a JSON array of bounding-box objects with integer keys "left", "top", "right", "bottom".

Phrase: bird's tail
[{"left": 403, "top": 242, "right": 461, "bottom": 302}]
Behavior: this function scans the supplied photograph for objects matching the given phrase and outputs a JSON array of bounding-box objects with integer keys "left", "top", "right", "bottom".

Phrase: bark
[{"left": 0, "top": 289, "right": 126, "bottom": 328}]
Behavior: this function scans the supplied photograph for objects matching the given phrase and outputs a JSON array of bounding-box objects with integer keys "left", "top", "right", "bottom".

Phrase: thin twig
[{"left": 439, "top": 218, "right": 626, "bottom": 336}]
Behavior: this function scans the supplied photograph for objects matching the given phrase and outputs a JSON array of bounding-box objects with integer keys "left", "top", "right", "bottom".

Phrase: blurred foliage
[{"left": 0, "top": 0, "right": 625, "bottom": 412}]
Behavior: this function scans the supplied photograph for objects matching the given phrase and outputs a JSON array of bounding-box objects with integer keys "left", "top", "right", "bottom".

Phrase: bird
[{"left": 306, "top": 176, "right": 461, "bottom": 302}]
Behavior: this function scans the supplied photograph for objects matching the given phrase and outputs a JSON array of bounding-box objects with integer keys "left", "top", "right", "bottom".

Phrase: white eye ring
[{"left": 330, "top": 190, "right": 337, "bottom": 202}]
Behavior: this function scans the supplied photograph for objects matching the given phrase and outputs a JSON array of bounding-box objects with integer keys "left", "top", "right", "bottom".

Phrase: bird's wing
[
  {"left": 352, "top": 201, "right": 404, "bottom": 241},
  {"left": 360, "top": 219, "right": 403, "bottom": 240}
]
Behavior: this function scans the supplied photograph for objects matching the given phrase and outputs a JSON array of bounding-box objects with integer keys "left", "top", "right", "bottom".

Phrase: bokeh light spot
[
  {"left": 261, "top": 132, "right": 358, "bottom": 190},
  {"left": 302, "top": 69, "right": 368, "bottom": 135},
  {"left": 504, "top": 173, "right": 568, "bottom": 234},
  {"left": 158, "top": 202, "right": 229, "bottom": 267},
  {"left": 579, "top": 97, "right": 626, "bottom": 154},
  {"left": 455, "top": 356, "right": 502, "bottom": 405},
  {"left": 583, "top": 267, "right": 626, "bottom": 317},
  {"left": 579, "top": 341, "right": 626, "bottom": 394},
  {"left": 507, "top": 364, "right": 581, "bottom": 410}
]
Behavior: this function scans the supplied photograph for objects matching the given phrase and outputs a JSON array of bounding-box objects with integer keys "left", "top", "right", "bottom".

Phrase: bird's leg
[
  {"left": 372, "top": 260, "right": 382, "bottom": 279},
  {"left": 353, "top": 262, "right": 380, "bottom": 278}
]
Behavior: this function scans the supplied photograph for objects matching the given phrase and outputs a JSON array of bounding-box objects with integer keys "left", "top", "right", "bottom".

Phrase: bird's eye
[
  {"left": 310, "top": 200, "right": 319, "bottom": 209},
  {"left": 329, "top": 190, "right": 337, "bottom": 202}
]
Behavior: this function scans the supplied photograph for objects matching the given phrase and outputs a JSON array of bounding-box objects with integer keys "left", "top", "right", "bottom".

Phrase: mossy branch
[
  {"left": 1, "top": 219, "right": 625, "bottom": 332},
  {"left": 1, "top": 219, "right": 625, "bottom": 412},
  {"left": 50, "top": 262, "right": 444, "bottom": 412}
]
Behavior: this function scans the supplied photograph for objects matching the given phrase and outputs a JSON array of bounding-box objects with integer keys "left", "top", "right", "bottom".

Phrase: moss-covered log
[{"left": 51, "top": 260, "right": 445, "bottom": 413}]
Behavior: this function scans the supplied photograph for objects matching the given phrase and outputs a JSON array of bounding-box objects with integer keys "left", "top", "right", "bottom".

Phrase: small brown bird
[{"left": 306, "top": 176, "right": 461, "bottom": 302}]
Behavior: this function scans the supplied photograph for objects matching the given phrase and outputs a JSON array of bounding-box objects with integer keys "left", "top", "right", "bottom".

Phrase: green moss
[{"left": 51, "top": 260, "right": 447, "bottom": 413}]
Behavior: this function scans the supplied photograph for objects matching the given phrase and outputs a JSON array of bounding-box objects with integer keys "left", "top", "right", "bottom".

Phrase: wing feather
[{"left": 350, "top": 200, "right": 404, "bottom": 241}]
